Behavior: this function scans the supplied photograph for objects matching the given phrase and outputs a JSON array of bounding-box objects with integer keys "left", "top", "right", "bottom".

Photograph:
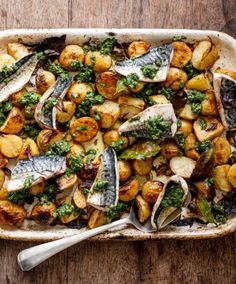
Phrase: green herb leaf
[
  {"left": 195, "top": 139, "right": 212, "bottom": 154},
  {"left": 186, "top": 90, "right": 207, "bottom": 115},
  {"left": 199, "top": 117, "right": 207, "bottom": 130},
  {"left": 93, "top": 179, "right": 108, "bottom": 192},
  {"left": 161, "top": 182, "right": 184, "bottom": 208},
  {"left": 18, "top": 92, "right": 40, "bottom": 106},
  {"left": 197, "top": 197, "right": 215, "bottom": 223},
  {"left": 56, "top": 203, "right": 74, "bottom": 217},
  {"left": 141, "top": 66, "right": 158, "bottom": 79},
  {"left": 46, "top": 140, "right": 70, "bottom": 157}
]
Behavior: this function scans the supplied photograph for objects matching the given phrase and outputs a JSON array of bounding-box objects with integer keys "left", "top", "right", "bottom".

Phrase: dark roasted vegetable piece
[{"left": 191, "top": 149, "right": 214, "bottom": 180}]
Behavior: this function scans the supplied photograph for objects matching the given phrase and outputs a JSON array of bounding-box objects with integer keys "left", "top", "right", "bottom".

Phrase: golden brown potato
[
  {"left": 149, "top": 95, "right": 169, "bottom": 105},
  {"left": 135, "top": 195, "right": 151, "bottom": 223},
  {"left": 0, "top": 153, "right": 8, "bottom": 169},
  {"left": 161, "top": 140, "right": 179, "bottom": 160},
  {"left": 213, "top": 137, "right": 231, "bottom": 165},
  {"left": 73, "top": 188, "right": 87, "bottom": 209},
  {"left": 82, "top": 131, "right": 105, "bottom": 154},
  {"left": 31, "top": 202, "right": 57, "bottom": 225},
  {"left": 118, "top": 160, "right": 132, "bottom": 183},
  {"left": 201, "top": 90, "right": 218, "bottom": 116},
  {"left": 227, "top": 164, "right": 236, "bottom": 188},
  {"left": 132, "top": 158, "right": 153, "bottom": 176},
  {"left": 0, "top": 54, "right": 15, "bottom": 69},
  {"left": 0, "top": 135, "right": 23, "bottom": 158},
  {"left": 96, "top": 71, "right": 119, "bottom": 100},
  {"left": 163, "top": 67, "right": 188, "bottom": 91},
  {"left": 7, "top": 43, "right": 30, "bottom": 60},
  {"left": 57, "top": 173, "right": 78, "bottom": 190},
  {"left": 184, "top": 133, "right": 200, "bottom": 160},
  {"left": 103, "top": 130, "right": 128, "bottom": 149},
  {"left": 110, "top": 120, "right": 122, "bottom": 130},
  {"left": 171, "top": 41, "right": 192, "bottom": 67},
  {"left": 59, "top": 45, "right": 85, "bottom": 71},
  {"left": 70, "top": 117, "right": 98, "bottom": 142},
  {"left": 36, "top": 69, "right": 56, "bottom": 94},
  {"left": 128, "top": 41, "right": 150, "bottom": 57},
  {"left": 119, "top": 179, "right": 140, "bottom": 201},
  {"left": 0, "top": 188, "right": 8, "bottom": 200},
  {"left": 194, "top": 180, "right": 212, "bottom": 199},
  {"left": 214, "top": 67, "right": 236, "bottom": 80},
  {"left": 118, "top": 95, "right": 145, "bottom": 120},
  {"left": 0, "top": 169, "right": 5, "bottom": 189},
  {"left": 85, "top": 51, "right": 112, "bottom": 73},
  {"left": 192, "top": 40, "right": 218, "bottom": 71},
  {"left": 142, "top": 180, "right": 163, "bottom": 204},
  {"left": 170, "top": 156, "right": 196, "bottom": 178},
  {"left": 178, "top": 103, "right": 198, "bottom": 120},
  {"left": 193, "top": 116, "right": 224, "bottom": 142},
  {"left": 185, "top": 73, "right": 212, "bottom": 91},
  {"left": 68, "top": 142, "right": 85, "bottom": 157},
  {"left": 213, "top": 164, "right": 232, "bottom": 192},
  {"left": 56, "top": 101, "right": 76, "bottom": 123},
  {"left": 67, "top": 82, "right": 93, "bottom": 104},
  {"left": 18, "top": 138, "right": 40, "bottom": 160},
  {"left": 0, "top": 107, "right": 24, "bottom": 134},
  {"left": 0, "top": 200, "right": 26, "bottom": 226},
  {"left": 129, "top": 81, "right": 145, "bottom": 93},
  {"left": 30, "top": 181, "right": 46, "bottom": 195},
  {"left": 88, "top": 209, "right": 107, "bottom": 229},
  {"left": 178, "top": 119, "right": 193, "bottom": 137},
  {"left": 36, "top": 129, "right": 65, "bottom": 151},
  {"left": 10, "top": 88, "right": 27, "bottom": 108}
]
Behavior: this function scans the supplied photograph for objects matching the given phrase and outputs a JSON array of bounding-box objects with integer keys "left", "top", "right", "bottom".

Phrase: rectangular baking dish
[{"left": 0, "top": 28, "right": 236, "bottom": 241}]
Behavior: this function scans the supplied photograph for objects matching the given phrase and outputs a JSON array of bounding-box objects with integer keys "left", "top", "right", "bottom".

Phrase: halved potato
[
  {"left": 67, "top": 82, "right": 93, "bottom": 104},
  {"left": 118, "top": 95, "right": 145, "bottom": 120},
  {"left": 227, "top": 164, "right": 236, "bottom": 188},
  {"left": 171, "top": 41, "right": 192, "bottom": 67},
  {"left": 132, "top": 158, "right": 153, "bottom": 176},
  {"left": 96, "top": 71, "right": 120, "bottom": 100},
  {"left": 68, "top": 142, "right": 85, "bottom": 158},
  {"left": 142, "top": 180, "right": 163, "bottom": 204},
  {"left": 85, "top": 51, "right": 112, "bottom": 73},
  {"left": 73, "top": 188, "right": 87, "bottom": 209},
  {"left": 201, "top": 90, "right": 217, "bottom": 116},
  {"left": 178, "top": 103, "right": 198, "bottom": 120},
  {"left": 184, "top": 133, "right": 200, "bottom": 160},
  {"left": 56, "top": 101, "right": 76, "bottom": 123},
  {"left": 31, "top": 202, "right": 57, "bottom": 224},
  {"left": 185, "top": 73, "right": 212, "bottom": 91},
  {"left": 0, "top": 107, "right": 24, "bottom": 134},
  {"left": 161, "top": 140, "right": 179, "bottom": 160},
  {"left": 213, "top": 164, "right": 232, "bottom": 192},
  {"left": 0, "top": 54, "right": 15, "bottom": 69},
  {"left": 70, "top": 117, "right": 98, "bottom": 142},
  {"left": 170, "top": 156, "right": 196, "bottom": 178},
  {"left": 30, "top": 181, "right": 46, "bottom": 195},
  {"left": 88, "top": 209, "right": 107, "bottom": 229},
  {"left": 57, "top": 173, "right": 78, "bottom": 190},
  {"left": 10, "top": 88, "right": 27, "bottom": 108},
  {"left": 178, "top": 119, "right": 193, "bottom": 137},
  {"left": 7, "top": 43, "right": 30, "bottom": 60},
  {"left": 0, "top": 135, "right": 23, "bottom": 158},
  {"left": 36, "top": 70, "right": 56, "bottom": 94},
  {"left": 59, "top": 45, "right": 85, "bottom": 71},
  {"left": 128, "top": 41, "right": 150, "bottom": 57},
  {"left": 82, "top": 131, "right": 105, "bottom": 154},
  {"left": 213, "top": 137, "right": 231, "bottom": 165},
  {"left": 163, "top": 67, "right": 188, "bottom": 90},
  {"left": 119, "top": 179, "right": 140, "bottom": 201},
  {"left": 118, "top": 160, "right": 132, "bottom": 183},
  {"left": 19, "top": 138, "right": 40, "bottom": 160},
  {"left": 36, "top": 129, "right": 65, "bottom": 151},
  {"left": 135, "top": 195, "right": 151, "bottom": 223}
]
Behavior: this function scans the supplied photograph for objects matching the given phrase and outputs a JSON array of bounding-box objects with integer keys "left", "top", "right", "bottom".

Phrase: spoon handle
[{"left": 18, "top": 217, "right": 130, "bottom": 271}]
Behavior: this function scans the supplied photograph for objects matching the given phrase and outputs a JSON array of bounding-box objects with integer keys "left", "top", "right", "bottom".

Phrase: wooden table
[{"left": 0, "top": 0, "right": 235, "bottom": 283}]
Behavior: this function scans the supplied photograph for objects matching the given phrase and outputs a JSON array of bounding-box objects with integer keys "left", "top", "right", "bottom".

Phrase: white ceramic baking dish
[{"left": 0, "top": 28, "right": 236, "bottom": 241}]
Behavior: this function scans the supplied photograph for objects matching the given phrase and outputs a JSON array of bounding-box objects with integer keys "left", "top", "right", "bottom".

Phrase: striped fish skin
[
  {"left": 34, "top": 76, "right": 72, "bottom": 129},
  {"left": 0, "top": 53, "right": 38, "bottom": 103},
  {"left": 87, "top": 147, "right": 119, "bottom": 210},
  {"left": 7, "top": 155, "right": 66, "bottom": 192},
  {"left": 115, "top": 44, "right": 173, "bottom": 82}
]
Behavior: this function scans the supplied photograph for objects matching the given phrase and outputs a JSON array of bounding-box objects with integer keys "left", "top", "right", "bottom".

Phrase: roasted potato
[
  {"left": 90, "top": 100, "right": 120, "bottom": 128},
  {"left": 0, "top": 188, "right": 8, "bottom": 200},
  {"left": 214, "top": 67, "right": 236, "bottom": 80},
  {"left": 185, "top": 73, "right": 212, "bottom": 91},
  {"left": 129, "top": 81, "right": 145, "bottom": 93},
  {"left": 128, "top": 41, "right": 150, "bottom": 57},
  {"left": 85, "top": 51, "right": 112, "bottom": 73},
  {"left": 56, "top": 101, "right": 76, "bottom": 123},
  {"left": 30, "top": 181, "right": 46, "bottom": 195},
  {"left": 191, "top": 40, "right": 218, "bottom": 71},
  {"left": 0, "top": 107, "right": 24, "bottom": 134},
  {"left": 68, "top": 141, "right": 85, "bottom": 158},
  {"left": 227, "top": 164, "right": 236, "bottom": 188},
  {"left": 149, "top": 95, "right": 169, "bottom": 105},
  {"left": 135, "top": 195, "right": 151, "bottom": 223},
  {"left": 73, "top": 188, "right": 87, "bottom": 209},
  {"left": 213, "top": 137, "right": 231, "bottom": 165},
  {"left": 118, "top": 95, "right": 145, "bottom": 120},
  {"left": 178, "top": 103, "right": 198, "bottom": 120},
  {"left": 194, "top": 180, "right": 213, "bottom": 200},
  {"left": 119, "top": 179, "right": 140, "bottom": 201},
  {"left": 59, "top": 45, "right": 85, "bottom": 70},
  {"left": 36, "top": 129, "right": 65, "bottom": 151},
  {"left": 184, "top": 133, "right": 200, "bottom": 160},
  {"left": 193, "top": 116, "right": 224, "bottom": 142},
  {"left": 142, "top": 180, "right": 163, "bottom": 203},
  {"left": 201, "top": 90, "right": 218, "bottom": 116},
  {"left": 161, "top": 140, "right": 179, "bottom": 160},
  {"left": 31, "top": 202, "right": 57, "bottom": 224},
  {"left": 103, "top": 130, "right": 128, "bottom": 149},
  {"left": 0, "top": 153, "right": 8, "bottom": 169},
  {"left": 178, "top": 119, "right": 192, "bottom": 137},
  {"left": 19, "top": 137, "right": 40, "bottom": 159},
  {"left": 88, "top": 209, "right": 107, "bottom": 229},
  {"left": 118, "top": 160, "right": 132, "bottom": 183},
  {"left": 0, "top": 200, "right": 26, "bottom": 226},
  {"left": 7, "top": 43, "right": 30, "bottom": 60},
  {"left": 132, "top": 158, "right": 153, "bottom": 176},
  {"left": 67, "top": 82, "right": 93, "bottom": 104},
  {"left": 57, "top": 173, "right": 77, "bottom": 190},
  {"left": 213, "top": 164, "right": 232, "bottom": 192},
  {"left": 0, "top": 169, "right": 5, "bottom": 189},
  {"left": 82, "top": 131, "right": 105, "bottom": 154},
  {"left": 96, "top": 71, "right": 120, "bottom": 100},
  {"left": 36, "top": 69, "right": 56, "bottom": 94},
  {"left": 10, "top": 88, "right": 27, "bottom": 108},
  {"left": 163, "top": 67, "right": 188, "bottom": 91},
  {"left": 191, "top": 149, "right": 214, "bottom": 180},
  {"left": 0, "top": 54, "right": 15, "bottom": 69},
  {"left": 171, "top": 41, "right": 192, "bottom": 67},
  {"left": 70, "top": 117, "right": 98, "bottom": 142},
  {"left": 170, "top": 156, "right": 196, "bottom": 178},
  {"left": 0, "top": 134, "right": 23, "bottom": 158}
]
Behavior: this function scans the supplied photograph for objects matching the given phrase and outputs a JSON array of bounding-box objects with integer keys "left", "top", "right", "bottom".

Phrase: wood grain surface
[{"left": 0, "top": 0, "right": 235, "bottom": 283}]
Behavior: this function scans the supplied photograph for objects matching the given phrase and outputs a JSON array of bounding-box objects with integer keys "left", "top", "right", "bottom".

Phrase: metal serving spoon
[{"left": 17, "top": 206, "right": 156, "bottom": 271}]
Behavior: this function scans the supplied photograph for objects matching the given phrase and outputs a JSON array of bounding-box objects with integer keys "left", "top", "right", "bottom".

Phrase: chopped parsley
[
  {"left": 176, "top": 133, "right": 185, "bottom": 151},
  {"left": 85, "top": 149, "right": 97, "bottom": 166},
  {"left": 99, "top": 38, "right": 117, "bottom": 55},
  {"left": 7, "top": 176, "right": 33, "bottom": 204},
  {"left": 46, "top": 140, "right": 70, "bottom": 157},
  {"left": 23, "top": 176, "right": 33, "bottom": 189},
  {"left": 65, "top": 155, "right": 83, "bottom": 177},
  {"left": 141, "top": 66, "right": 158, "bottom": 79},
  {"left": 159, "top": 87, "right": 176, "bottom": 100},
  {"left": 92, "top": 110, "right": 100, "bottom": 121},
  {"left": 144, "top": 116, "right": 171, "bottom": 140},
  {"left": 23, "top": 124, "right": 41, "bottom": 140},
  {"left": 134, "top": 84, "right": 159, "bottom": 105},
  {"left": 161, "top": 182, "right": 184, "bottom": 208},
  {"left": 172, "top": 35, "right": 187, "bottom": 41},
  {"left": 107, "top": 201, "right": 130, "bottom": 220},
  {"left": 195, "top": 139, "right": 212, "bottom": 154},
  {"left": 111, "top": 138, "right": 125, "bottom": 152},
  {"left": 18, "top": 92, "right": 40, "bottom": 106},
  {"left": 204, "top": 177, "right": 214, "bottom": 188},
  {"left": 177, "top": 118, "right": 182, "bottom": 128},
  {"left": 56, "top": 203, "right": 74, "bottom": 217},
  {"left": 212, "top": 202, "right": 226, "bottom": 224},
  {"left": 0, "top": 101, "right": 12, "bottom": 126},
  {"left": 93, "top": 179, "right": 108, "bottom": 192},
  {"left": 199, "top": 117, "right": 207, "bottom": 130},
  {"left": 43, "top": 98, "right": 58, "bottom": 115},
  {"left": 45, "top": 62, "right": 69, "bottom": 79},
  {"left": 76, "top": 125, "right": 87, "bottom": 132},
  {"left": 186, "top": 90, "right": 207, "bottom": 115},
  {"left": 123, "top": 73, "right": 139, "bottom": 89},
  {"left": 38, "top": 184, "right": 57, "bottom": 203},
  {"left": 72, "top": 60, "right": 95, "bottom": 83},
  {"left": 184, "top": 61, "right": 199, "bottom": 79}
]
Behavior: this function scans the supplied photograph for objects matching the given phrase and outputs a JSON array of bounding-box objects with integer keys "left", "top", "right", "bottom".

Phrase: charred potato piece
[
  {"left": 0, "top": 54, "right": 15, "bottom": 69},
  {"left": 73, "top": 188, "right": 87, "bottom": 209},
  {"left": 227, "top": 164, "right": 236, "bottom": 188},
  {"left": 118, "top": 160, "right": 132, "bottom": 183},
  {"left": 178, "top": 103, "right": 198, "bottom": 120},
  {"left": 201, "top": 90, "right": 217, "bottom": 116},
  {"left": 70, "top": 117, "right": 98, "bottom": 142},
  {"left": 142, "top": 180, "right": 163, "bottom": 204},
  {"left": 170, "top": 156, "right": 196, "bottom": 178},
  {"left": 36, "top": 129, "right": 65, "bottom": 151},
  {"left": 184, "top": 133, "right": 200, "bottom": 160},
  {"left": 19, "top": 138, "right": 40, "bottom": 160},
  {"left": 0, "top": 107, "right": 24, "bottom": 134},
  {"left": 57, "top": 173, "right": 77, "bottom": 190},
  {"left": 59, "top": 45, "right": 85, "bottom": 71},
  {"left": 7, "top": 43, "right": 30, "bottom": 60},
  {"left": 85, "top": 51, "right": 112, "bottom": 73},
  {"left": 90, "top": 100, "right": 120, "bottom": 128},
  {"left": 10, "top": 88, "right": 27, "bottom": 108},
  {"left": 150, "top": 95, "right": 169, "bottom": 105},
  {"left": 163, "top": 67, "right": 188, "bottom": 91},
  {"left": 161, "top": 140, "right": 179, "bottom": 160},
  {"left": 214, "top": 67, "right": 236, "bottom": 80},
  {"left": 213, "top": 164, "right": 232, "bottom": 192},
  {"left": 132, "top": 158, "right": 153, "bottom": 176},
  {"left": 0, "top": 200, "right": 26, "bottom": 226},
  {"left": 0, "top": 134, "right": 23, "bottom": 158},
  {"left": 36, "top": 70, "right": 56, "bottom": 93},
  {"left": 191, "top": 40, "right": 218, "bottom": 71},
  {"left": 88, "top": 209, "right": 107, "bottom": 229},
  {"left": 67, "top": 82, "right": 93, "bottom": 104},
  {"left": 213, "top": 137, "right": 231, "bottom": 165},
  {"left": 193, "top": 116, "right": 224, "bottom": 142},
  {"left": 185, "top": 73, "right": 212, "bottom": 91},
  {"left": 31, "top": 202, "right": 57, "bottom": 224},
  {"left": 119, "top": 179, "right": 140, "bottom": 201},
  {"left": 118, "top": 95, "right": 145, "bottom": 120},
  {"left": 135, "top": 195, "right": 151, "bottom": 223},
  {"left": 171, "top": 41, "right": 192, "bottom": 67},
  {"left": 128, "top": 41, "right": 150, "bottom": 57},
  {"left": 30, "top": 181, "right": 46, "bottom": 195},
  {"left": 96, "top": 71, "right": 120, "bottom": 100},
  {"left": 56, "top": 101, "right": 76, "bottom": 123},
  {"left": 178, "top": 119, "right": 192, "bottom": 137}
]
